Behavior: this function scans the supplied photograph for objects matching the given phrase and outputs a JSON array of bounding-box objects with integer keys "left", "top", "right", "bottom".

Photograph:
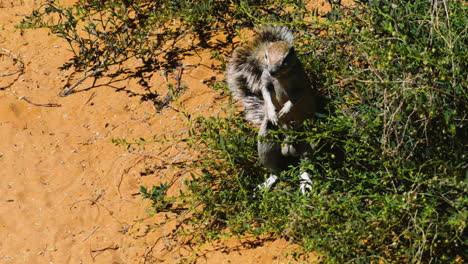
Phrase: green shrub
[
  {"left": 183, "top": 1, "right": 467, "bottom": 263},
  {"left": 140, "top": 183, "right": 173, "bottom": 213}
]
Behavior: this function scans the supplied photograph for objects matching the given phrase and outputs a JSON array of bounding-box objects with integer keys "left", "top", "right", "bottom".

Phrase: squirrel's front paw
[
  {"left": 278, "top": 101, "right": 293, "bottom": 118},
  {"left": 266, "top": 110, "right": 279, "bottom": 125}
]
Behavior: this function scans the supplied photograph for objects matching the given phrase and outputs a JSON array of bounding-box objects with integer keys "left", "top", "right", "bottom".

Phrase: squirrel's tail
[
  {"left": 252, "top": 25, "right": 294, "bottom": 47},
  {"left": 226, "top": 48, "right": 265, "bottom": 125},
  {"left": 227, "top": 26, "right": 294, "bottom": 126}
]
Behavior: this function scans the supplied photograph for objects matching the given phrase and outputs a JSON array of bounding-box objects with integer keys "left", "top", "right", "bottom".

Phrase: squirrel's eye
[{"left": 264, "top": 53, "right": 268, "bottom": 61}]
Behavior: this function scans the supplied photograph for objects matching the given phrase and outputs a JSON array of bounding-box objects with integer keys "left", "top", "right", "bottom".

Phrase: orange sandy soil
[{"left": 0, "top": 1, "right": 339, "bottom": 263}]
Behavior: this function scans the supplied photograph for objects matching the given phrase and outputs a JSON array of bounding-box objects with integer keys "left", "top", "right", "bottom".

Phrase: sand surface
[{"left": 0, "top": 1, "right": 340, "bottom": 263}]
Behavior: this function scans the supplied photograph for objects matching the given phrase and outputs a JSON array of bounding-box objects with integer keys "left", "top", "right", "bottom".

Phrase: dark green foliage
[{"left": 140, "top": 183, "right": 173, "bottom": 212}]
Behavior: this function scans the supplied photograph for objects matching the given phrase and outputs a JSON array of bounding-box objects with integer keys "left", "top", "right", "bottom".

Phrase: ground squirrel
[{"left": 227, "top": 25, "right": 317, "bottom": 193}]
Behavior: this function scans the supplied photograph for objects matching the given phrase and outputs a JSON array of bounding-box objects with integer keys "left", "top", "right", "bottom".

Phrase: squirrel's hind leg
[
  {"left": 256, "top": 119, "right": 283, "bottom": 193},
  {"left": 255, "top": 174, "right": 279, "bottom": 192},
  {"left": 299, "top": 171, "right": 313, "bottom": 194}
]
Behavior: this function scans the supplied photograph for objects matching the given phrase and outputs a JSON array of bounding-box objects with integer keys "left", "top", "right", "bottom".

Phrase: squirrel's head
[{"left": 264, "top": 41, "right": 296, "bottom": 77}]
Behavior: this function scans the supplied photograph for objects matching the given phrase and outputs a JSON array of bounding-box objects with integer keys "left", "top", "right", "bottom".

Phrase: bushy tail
[
  {"left": 227, "top": 47, "right": 265, "bottom": 125},
  {"left": 252, "top": 25, "right": 294, "bottom": 47},
  {"left": 226, "top": 26, "right": 294, "bottom": 126}
]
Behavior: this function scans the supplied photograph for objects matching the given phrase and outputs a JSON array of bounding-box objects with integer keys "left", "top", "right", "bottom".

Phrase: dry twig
[
  {"left": 0, "top": 47, "right": 25, "bottom": 90},
  {"left": 20, "top": 96, "right": 62, "bottom": 107}
]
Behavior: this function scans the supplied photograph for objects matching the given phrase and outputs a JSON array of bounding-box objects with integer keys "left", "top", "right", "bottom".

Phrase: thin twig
[
  {"left": 91, "top": 245, "right": 119, "bottom": 253},
  {"left": 60, "top": 59, "right": 107, "bottom": 96},
  {"left": 84, "top": 92, "right": 97, "bottom": 105},
  {"left": 82, "top": 226, "right": 100, "bottom": 242},
  {"left": 90, "top": 244, "right": 119, "bottom": 261},
  {"left": 175, "top": 66, "right": 184, "bottom": 91},
  {"left": 60, "top": 68, "right": 105, "bottom": 96},
  {"left": 0, "top": 47, "right": 25, "bottom": 90},
  {"left": 143, "top": 238, "right": 162, "bottom": 264},
  {"left": 113, "top": 156, "right": 146, "bottom": 198},
  {"left": 20, "top": 96, "right": 62, "bottom": 107},
  {"left": 0, "top": 47, "right": 24, "bottom": 77},
  {"left": 66, "top": 194, "right": 103, "bottom": 208}
]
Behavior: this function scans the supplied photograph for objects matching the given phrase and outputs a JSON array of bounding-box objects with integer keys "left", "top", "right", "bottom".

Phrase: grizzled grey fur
[{"left": 226, "top": 25, "right": 318, "bottom": 193}]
